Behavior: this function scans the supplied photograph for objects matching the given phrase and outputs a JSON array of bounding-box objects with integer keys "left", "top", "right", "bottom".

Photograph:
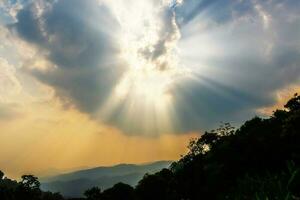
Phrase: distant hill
[{"left": 41, "top": 161, "right": 172, "bottom": 197}]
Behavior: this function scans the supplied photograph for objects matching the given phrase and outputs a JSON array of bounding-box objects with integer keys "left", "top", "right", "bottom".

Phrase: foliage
[
  {"left": 21, "top": 175, "right": 40, "bottom": 190},
  {"left": 101, "top": 182, "right": 135, "bottom": 200},
  {"left": 84, "top": 187, "right": 101, "bottom": 200},
  {"left": 81, "top": 183, "right": 135, "bottom": 200},
  {"left": 0, "top": 171, "right": 4, "bottom": 180},
  {"left": 227, "top": 161, "right": 300, "bottom": 200},
  {"left": 0, "top": 173, "right": 64, "bottom": 200},
  {"left": 135, "top": 169, "right": 179, "bottom": 200}
]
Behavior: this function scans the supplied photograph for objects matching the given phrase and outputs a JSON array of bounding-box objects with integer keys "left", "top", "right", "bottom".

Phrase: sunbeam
[{"left": 99, "top": 0, "right": 189, "bottom": 135}]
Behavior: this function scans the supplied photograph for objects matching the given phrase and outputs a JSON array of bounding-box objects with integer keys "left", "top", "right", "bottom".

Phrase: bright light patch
[{"left": 99, "top": 0, "right": 187, "bottom": 135}]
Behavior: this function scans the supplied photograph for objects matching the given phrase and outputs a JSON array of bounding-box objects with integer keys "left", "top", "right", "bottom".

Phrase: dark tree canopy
[
  {"left": 84, "top": 187, "right": 101, "bottom": 200},
  {"left": 285, "top": 93, "right": 300, "bottom": 111},
  {"left": 0, "top": 171, "right": 4, "bottom": 180},
  {"left": 0, "top": 172, "right": 63, "bottom": 200},
  {"left": 21, "top": 175, "right": 40, "bottom": 190},
  {"left": 101, "top": 183, "right": 135, "bottom": 200}
]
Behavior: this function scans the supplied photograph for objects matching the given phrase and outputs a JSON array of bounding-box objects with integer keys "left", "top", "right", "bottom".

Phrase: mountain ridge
[{"left": 41, "top": 160, "right": 172, "bottom": 197}]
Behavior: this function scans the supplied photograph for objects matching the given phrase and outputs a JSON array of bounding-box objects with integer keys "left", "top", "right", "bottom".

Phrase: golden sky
[
  {"left": 0, "top": 94, "right": 198, "bottom": 179},
  {"left": 1, "top": 0, "right": 300, "bottom": 179}
]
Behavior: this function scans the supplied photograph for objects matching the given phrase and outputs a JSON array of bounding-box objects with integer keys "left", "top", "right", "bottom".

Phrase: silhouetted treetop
[
  {"left": 285, "top": 93, "right": 300, "bottom": 111},
  {"left": 21, "top": 175, "right": 40, "bottom": 190},
  {"left": 84, "top": 187, "right": 101, "bottom": 200},
  {"left": 0, "top": 171, "right": 4, "bottom": 180}
]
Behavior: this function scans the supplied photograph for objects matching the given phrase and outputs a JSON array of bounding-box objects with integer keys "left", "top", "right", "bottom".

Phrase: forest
[{"left": 1, "top": 94, "right": 300, "bottom": 200}]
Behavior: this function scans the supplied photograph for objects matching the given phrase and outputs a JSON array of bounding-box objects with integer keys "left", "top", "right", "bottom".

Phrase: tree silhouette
[
  {"left": 135, "top": 169, "right": 179, "bottom": 200},
  {"left": 102, "top": 183, "right": 135, "bottom": 200},
  {"left": 285, "top": 93, "right": 300, "bottom": 111},
  {"left": 0, "top": 170, "right": 4, "bottom": 180},
  {"left": 0, "top": 172, "right": 65, "bottom": 200},
  {"left": 84, "top": 187, "right": 101, "bottom": 200},
  {"left": 20, "top": 175, "right": 40, "bottom": 190}
]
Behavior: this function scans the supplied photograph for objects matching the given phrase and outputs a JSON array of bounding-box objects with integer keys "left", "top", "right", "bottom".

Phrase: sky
[{"left": 0, "top": 0, "right": 300, "bottom": 179}]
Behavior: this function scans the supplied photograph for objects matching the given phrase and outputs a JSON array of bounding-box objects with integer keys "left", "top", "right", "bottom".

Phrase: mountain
[{"left": 41, "top": 161, "right": 172, "bottom": 197}]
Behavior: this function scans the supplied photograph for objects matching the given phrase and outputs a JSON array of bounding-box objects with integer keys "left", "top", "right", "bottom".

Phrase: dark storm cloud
[
  {"left": 172, "top": 0, "right": 300, "bottom": 132},
  {"left": 12, "top": 0, "right": 124, "bottom": 113},
  {"left": 14, "top": 4, "right": 44, "bottom": 43},
  {"left": 172, "top": 77, "right": 258, "bottom": 132}
]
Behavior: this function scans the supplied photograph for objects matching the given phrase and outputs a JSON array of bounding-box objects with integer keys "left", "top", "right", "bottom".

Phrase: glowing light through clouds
[
  {"left": 1, "top": 0, "right": 300, "bottom": 136},
  {"left": 99, "top": 0, "right": 190, "bottom": 135},
  {"left": 1, "top": 0, "right": 300, "bottom": 178}
]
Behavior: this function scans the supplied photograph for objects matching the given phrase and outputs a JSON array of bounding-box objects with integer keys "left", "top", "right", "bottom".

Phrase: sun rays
[{"left": 98, "top": 0, "right": 188, "bottom": 135}]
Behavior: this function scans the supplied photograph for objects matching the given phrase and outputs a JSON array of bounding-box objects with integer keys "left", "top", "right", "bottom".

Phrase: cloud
[
  {"left": 0, "top": 0, "right": 23, "bottom": 24},
  {"left": 175, "top": 0, "right": 255, "bottom": 26},
  {"left": 0, "top": 57, "right": 22, "bottom": 102},
  {"left": 139, "top": 3, "right": 181, "bottom": 71},
  {"left": 172, "top": 0, "right": 300, "bottom": 131},
  {"left": 6, "top": 0, "right": 300, "bottom": 134},
  {"left": 257, "top": 84, "right": 300, "bottom": 116},
  {"left": 0, "top": 57, "right": 21, "bottom": 120},
  {"left": 11, "top": 0, "right": 125, "bottom": 113}
]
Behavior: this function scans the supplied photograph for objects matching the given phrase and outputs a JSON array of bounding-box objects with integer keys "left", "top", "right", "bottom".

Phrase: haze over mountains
[{"left": 41, "top": 161, "right": 172, "bottom": 197}]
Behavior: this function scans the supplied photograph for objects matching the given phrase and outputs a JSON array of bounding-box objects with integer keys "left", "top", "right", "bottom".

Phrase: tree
[
  {"left": 41, "top": 191, "right": 64, "bottom": 200},
  {"left": 102, "top": 183, "right": 135, "bottom": 200},
  {"left": 84, "top": 186, "right": 102, "bottom": 200},
  {"left": 21, "top": 175, "right": 40, "bottom": 190},
  {"left": 135, "top": 169, "right": 179, "bottom": 200},
  {"left": 0, "top": 170, "right": 4, "bottom": 180},
  {"left": 285, "top": 93, "right": 300, "bottom": 111},
  {"left": 184, "top": 122, "right": 235, "bottom": 159},
  {"left": 0, "top": 172, "right": 65, "bottom": 200}
]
